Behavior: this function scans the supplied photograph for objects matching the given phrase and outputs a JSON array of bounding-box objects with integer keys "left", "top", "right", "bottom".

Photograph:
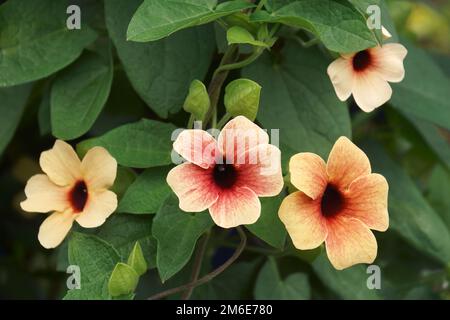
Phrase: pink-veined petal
[
  {"left": 209, "top": 187, "right": 260, "bottom": 228},
  {"left": 173, "top": 129, "right": 218, "bottom": 169},
  {"left": 167, "top": 163, "right": 219, "bottom": 212},
  {"left": 343, "top": 173, "right": 389, "bottom": 231},
  {"left": 235, "top": 144, "right": 283, "bottom": 197},
  {"left": 325, "top": 216, "right": 377, "bottom": 270}
]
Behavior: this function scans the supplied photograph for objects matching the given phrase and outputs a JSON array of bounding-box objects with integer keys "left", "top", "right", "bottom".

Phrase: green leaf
[
  {"left": 118, "top": 166, "right": 171, "bottom": 214},
  {"left": 312, "top": 253, "right": 382, "bottom": 299},
  {"left": 153, "top": 194, "right": 213, "bottom": 282},
  {"left": 110, "top": 167, "right": 137, "bottom": 200},
  {"left": 127, "top": 242, "right": 148, "bottom": 276},
  {"left": 51, "top": 45, "right": 113, "bottom": 140},
  {"left": 96, "top": 214, "right": 157, "bottom": 269},
  {"left": 126, "top": 0, "right": 254, "bottom": 42},
  {"left": 243, "top": 41, "right": 351, "bottom": 167},
  {"left": 0, "top": 0, "right": 97, "bottom": 87},
  {"left": 362, "top": 142, "right": 450, "bottom": 264},
  {"left": 390, "top": 42, "right": 450, "bottom": 130},
  {"left": 183, "top": 80, "right": 210, "bottom": 121},
  {"left": 254, "top": 258, "right": 310, "bottom": 299},
  {"left": 246, "top": 195, "right": 286, "bottom": 249},
  {"left": 77, "top": 119, "right": 176, "bottom": 168},
  {"left": 108, "top": 263, "right": 139, "bottom": 297},
  {"left": 226, "top": 26, "right": 268, "bottom": 47},
  {"left": 426, "top": 165, "right": 450, "bottom": 231},
  {"left": 0, "top": 84, "right": 33, "bottom": 156},
  {"left": 105, "top": 0, "right": 215, "bottom": 118},
  {"left": 402, "top": 113, "right": 450, "bottom": 170},
  {"left": 37, "top": 87, "right": 51, "bottom": 136},
  {"left": 250, "top": 0, "right": 377, "bottom": 53},
  {"left": 346, "top": 0, "right": 382, "bottom": 44},
  {"left": 224, "top": 79, "right": 261, "bottom": 121},
  {"left": 65, "top": 232, "right": 120, "bottom": 300}
]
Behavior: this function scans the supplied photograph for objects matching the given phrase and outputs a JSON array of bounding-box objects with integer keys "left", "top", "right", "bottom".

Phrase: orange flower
[
  {"left": 167, "top": 116, "right": 283, "bottom": 228},
  {"left": 21, "top": 140, "right": 118, "bottom": 249},
  {"left": 327, "top": 28, "right": 407, "bottom": 112},
  {"left": 278, "top": 137, "right": 389, "bottom": 270}
]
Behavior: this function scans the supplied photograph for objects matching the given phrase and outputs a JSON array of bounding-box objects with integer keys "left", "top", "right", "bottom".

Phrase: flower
[
  {"left": 20, "top": 140, "right": 118, "bottom": 249},
  {"left": 327, "top": 29, "right": 407, "bottom": 112},
  {"left": 278, "top": 137, "right": 389, "bottom": 270},
  {"left": 167, "top": 116, "right": 284, "bottom": 228}
]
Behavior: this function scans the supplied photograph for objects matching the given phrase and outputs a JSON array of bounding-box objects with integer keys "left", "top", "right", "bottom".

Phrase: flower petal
[
  {"left": 236, "top": 144, "right": 284, "bottom": 197},
  {"left": 352, "top": 71, "right": 392, "bottom": 112},
  {"left": 327, "top": 57, "right": 354, "bottom": 101},
  {"left": 75, "top": 190, "right": 117, "bottom": 228},
  {"left": 325, "top": 216, "right": 377, "bottom": 270},
  {"left": 343, "top": 173, "right": 389, "bottom": 231},
  {"left": 167, "top": 163, "right": 219, "bottom": 212},
  {"left": 20, "top": 174, "right": 69, "bottom": 213},
  {"left": 381, "top": 26, "right": 392, "bottom": 40},
  {"left": 39, "top": 140, "right": 82, "bottom": 186},
  {"left": 218, "top": 116, "right": 269, "bottom": 161},
  {"left": 373, "top": 43, "right": 407, "bottom": 82},
  {"left": 289, "top": 153, "right": 327, "bottom": 200},
  {"left": 81, "top": 147, "right": 117, "bottom": 191},
  {"left": 278, "top": 191, "right": 328, "bottom": 250},
  {"left": 173, "top": 129, "right": 218, "bottom": 169},
  {"left": 38, "top": 210, "right": 75, "bottom": 249},
  {"left": 327, "top": 136, "right": 371, "bottom": 190},
  {"left": 209, "top": 187, "right": 260, "bottom": 228}
]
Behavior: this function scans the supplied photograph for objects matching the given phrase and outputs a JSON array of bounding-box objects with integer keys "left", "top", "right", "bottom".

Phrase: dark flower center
[
  {"left": 213, "top": 163, "right": 238, "bottom": 189},
  {"left": 352, "top": 50, "right": 372, "bottom": 71},
  {"left": 69, "top": 180, "right": 88, "bottom": 213},
  {"left": 320, "top": 184, "right": 345, "bottom": 217}
]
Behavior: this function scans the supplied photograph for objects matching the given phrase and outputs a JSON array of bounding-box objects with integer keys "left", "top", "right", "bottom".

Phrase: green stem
[
  {"left": 216, "top": 113, "right": 232, "bottom": 129},
  {"left": 293, "top": 36, "right": 320, "bottom": 48},
  {"left": 181, "top": 231, "right": 211, "bottom": 300},
  {"left": 214, "top": 47, "right": 264, "bottom": 75},
  {"left": 203, "top": 45, "right": 239, "bottom": 128},
  {"left": 148, "top": 227, "right": 247, "bottom": 300},
  {"left": 187, "top": 114, "right": 195, "bottom": 129},
  {"left": 255, "top": 0, "right": 267, "bottom": 12}
]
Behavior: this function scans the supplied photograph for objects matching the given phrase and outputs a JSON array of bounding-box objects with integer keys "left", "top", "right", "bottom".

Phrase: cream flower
[
  {"left": 278, "top": 137, "right": 389, "bottom": 270},
  {"left": 167, "top": 116, "right": 284, "bottom": 228},
  {"left": 327, "top": 29, "right": 407, "bottom": 112},
  {"left": 20, "top": 140, "right": 118, "bottom": 249}
]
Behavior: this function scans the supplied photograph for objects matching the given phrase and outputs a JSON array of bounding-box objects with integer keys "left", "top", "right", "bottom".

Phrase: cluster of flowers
[{"left": 21, "top": 28, "right": 405, "bottom": 270}]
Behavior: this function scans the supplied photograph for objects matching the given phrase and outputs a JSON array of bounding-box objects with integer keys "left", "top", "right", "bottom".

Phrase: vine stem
[
  {"left": 214, "top": 47, "right": 264, "bottom": 75},
  {"left": 148, "top": 227, "right": 247, "bottom": 300},
  {"left": 203, "top": 44, "right": 239, "bottom": 128},
  {"left": 181, "top": 231, "right": 211, "bottom": 300}
]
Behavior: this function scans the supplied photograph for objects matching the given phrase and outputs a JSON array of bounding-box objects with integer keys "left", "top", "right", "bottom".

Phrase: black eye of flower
[
  {"left": 213, "top": 163, "right": 238, "bottom": 189},
  {"left": 69, "top": 180, "right": 88, "bottom": 212},
  {"left": 352, "top": 50, "right": 372, "bottom": 71},
  {"left": 321, "top": 184, "right": 345, "bottom": 217}
]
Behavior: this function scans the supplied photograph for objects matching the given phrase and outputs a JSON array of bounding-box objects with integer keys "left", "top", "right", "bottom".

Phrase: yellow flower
[
  {"left": 20, "top": 140, "right": 118, "bottom": 249},
  {"left": 279, "top": 137, "right": 389, "bottom": 270}
]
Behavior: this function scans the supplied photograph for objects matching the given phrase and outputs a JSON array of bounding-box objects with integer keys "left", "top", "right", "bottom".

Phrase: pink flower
[
  {"left": 167, "top": 116, "right": 284, "bottom": 228},
  {"left": 278, "top": 137, "right": 389, "bottom": 270},
  {"left": 327, "top": 30, "right": 407, "bottom": 112}
]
